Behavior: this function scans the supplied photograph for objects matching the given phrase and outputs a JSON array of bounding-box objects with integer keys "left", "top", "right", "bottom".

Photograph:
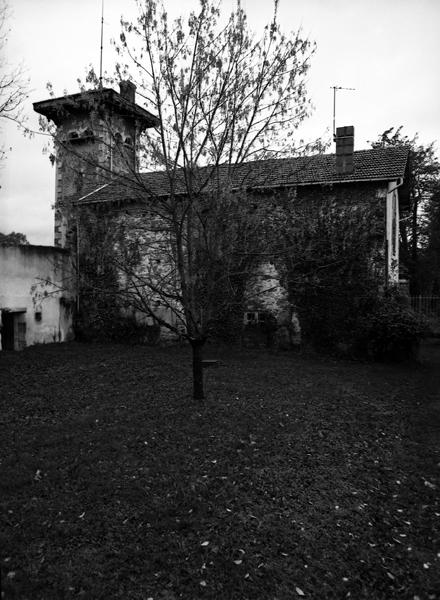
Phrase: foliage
[
  {"left": 370, "top": 126, "right": 440, "bottom": 294},
  {"left": 0, "top": 230, "right": 29, "bottom": 245},
  {"left": 74, "top": 210, "right": 149, "bottom": 343},
  {"left": 354, "top": 290, "right": 427, "bottom": 361},
  {"left": 421, "top": 184, "right": 440, "bottom": 294},
  {"left": 276, "top": 188, "right": 384, "bottom": 350}
]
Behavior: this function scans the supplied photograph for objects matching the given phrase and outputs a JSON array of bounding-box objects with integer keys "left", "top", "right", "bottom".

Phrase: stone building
[
  {"left": 70, "top": 129, "right": 410, "bottom": 334},
  {"left": 0, "top": 83, "right": 157, "bottom": 351},
  {"left": 0, "top": 82, "right": 410, "bottom": 349}
]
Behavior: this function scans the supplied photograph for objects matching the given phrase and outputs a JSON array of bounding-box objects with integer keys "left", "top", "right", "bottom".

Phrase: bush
[
  {"left": 296, "top": 285, "right": 373, "bottom": 352},
  {"left": 74, "top": 309, "right": 160, "bottom": 345},
  {"left": 354, "top": 294, "right": 427, "bottom": 361}
]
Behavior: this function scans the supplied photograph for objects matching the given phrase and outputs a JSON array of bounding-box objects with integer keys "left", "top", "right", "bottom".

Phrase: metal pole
[
  {"left": 330, "top": 85, "right": 356, "bottom": 142},
  {"left": 99, "top": 0, "right": 104, "bottom": 90}
]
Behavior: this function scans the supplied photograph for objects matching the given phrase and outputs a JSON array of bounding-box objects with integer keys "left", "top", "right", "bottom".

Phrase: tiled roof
[{"left": 76, "top": 147, "right": 409, "bottom": 205}]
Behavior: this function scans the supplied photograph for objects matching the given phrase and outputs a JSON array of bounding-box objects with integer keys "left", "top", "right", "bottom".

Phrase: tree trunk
[{"left": 190, "top": 338, "right": 205, "bottom": 400}]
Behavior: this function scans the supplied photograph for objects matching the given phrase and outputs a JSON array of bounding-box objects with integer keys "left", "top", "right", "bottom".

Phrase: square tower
[{"left": 34, "top": 82, "right": 159, "bottom": 248}]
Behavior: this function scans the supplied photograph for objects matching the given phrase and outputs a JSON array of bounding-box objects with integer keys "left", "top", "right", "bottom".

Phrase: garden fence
[{"left": 410, "top": 296, "right": 440, "bottom": 319}]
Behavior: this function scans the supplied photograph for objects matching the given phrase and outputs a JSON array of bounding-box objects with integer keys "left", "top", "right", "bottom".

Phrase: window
[
  {"left": 245, "top": 311, "right": 263, "bottom": 324},
  {"left": 244, "top": 311, "right": 270, "bottom": 325},
  {"left": 82, "top": 128, "right": 94, "bottom": 140}
]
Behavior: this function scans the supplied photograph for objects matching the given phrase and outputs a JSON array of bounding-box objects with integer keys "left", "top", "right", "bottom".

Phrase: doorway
[{"left": 1, "top": 310, "right": 27, "bottom": 351}]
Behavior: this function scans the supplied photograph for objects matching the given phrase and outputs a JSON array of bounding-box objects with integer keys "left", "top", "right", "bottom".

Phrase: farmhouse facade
[{"left": 0, "top": 83, "right": 410, "bottom": 349}]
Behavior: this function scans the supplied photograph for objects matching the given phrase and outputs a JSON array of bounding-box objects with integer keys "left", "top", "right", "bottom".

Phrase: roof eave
[
  {"left": 33, "top": 88, "right": 159, "bottom": 128},
  {"left": 75, "top": 173, "right": 406, "bottom": 207}
]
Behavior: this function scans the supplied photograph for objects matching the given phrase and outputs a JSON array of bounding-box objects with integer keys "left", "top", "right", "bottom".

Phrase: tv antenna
[
  {"left": 331, "top": 85, "right": 355, "bottom": 140},
  {"left": 99, "top": 0, "right": 105, "bottom": 89}
]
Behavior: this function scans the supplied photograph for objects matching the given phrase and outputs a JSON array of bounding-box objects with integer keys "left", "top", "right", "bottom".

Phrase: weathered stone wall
[
  {"left": 54, "top": 110, "right": 137, "bottom": 248},
  {"left": 73, "top": 178, "right": 399, "bottom": 345},
  {"left": 0, "top": 245, "right": 74, "bottom": 350}
]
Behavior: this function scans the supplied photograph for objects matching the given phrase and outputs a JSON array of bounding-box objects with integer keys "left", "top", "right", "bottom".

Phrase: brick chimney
[
  {"left": 335, "top": 125, "right": 354, "bottom": 175},
  {"left": 119, "top": 80, "right": 136, "bottom": 104}
]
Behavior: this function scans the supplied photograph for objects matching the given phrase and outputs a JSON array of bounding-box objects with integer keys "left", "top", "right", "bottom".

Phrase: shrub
[
  {"left": 354, "top": 293, "right": 427, "bottom": 361},
  {"left": 74, "top": 307, "right": 160, "bottom": 345}
]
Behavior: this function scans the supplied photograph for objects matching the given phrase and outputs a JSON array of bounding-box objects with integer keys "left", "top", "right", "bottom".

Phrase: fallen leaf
[
  {"left": 296, "top": 587, "right": 305, "bottom": 596},
  {"left": 423, "top": 479, "right": 436, "bottom": 489}
]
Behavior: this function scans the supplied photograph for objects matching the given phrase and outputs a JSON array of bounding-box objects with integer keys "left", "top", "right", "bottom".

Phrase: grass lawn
[{"left": 1, "top": 342, "right": 439, "bottom": 599}]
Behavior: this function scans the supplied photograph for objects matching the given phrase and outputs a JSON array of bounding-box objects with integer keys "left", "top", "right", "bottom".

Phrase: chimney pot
[{"left": 119, "top": 80, "right": 136, "bottom": 104}]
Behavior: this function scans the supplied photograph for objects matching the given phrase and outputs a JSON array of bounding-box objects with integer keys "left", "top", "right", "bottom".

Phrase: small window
[
  {"left": 82, "top": 128, "right": 94, "bottom": 139},
  {"left": 245, "top": 311, "right": 258, "bottom": 324},
  {"left": 244, "top": 311, "right": 267, "bottom": 325},
  {"left": 35, "top": 311, "right": 42, "bottom": 322}
]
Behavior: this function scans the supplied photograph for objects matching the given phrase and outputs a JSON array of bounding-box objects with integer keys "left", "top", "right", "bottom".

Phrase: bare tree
[
  {"left": 45, "top": 0, "right": 317, "bottom": 399},
  {"left": 0, "top": 0, "right": 28, "bottom": 159}
]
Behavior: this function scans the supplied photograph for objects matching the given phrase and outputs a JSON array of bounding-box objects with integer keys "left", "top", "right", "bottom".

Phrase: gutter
[
  {"left": 387, "top": 177, "right": 404, "bottom": 194},
  {"left": 251, "top": 175, "right": 406, "bottom": 190}
]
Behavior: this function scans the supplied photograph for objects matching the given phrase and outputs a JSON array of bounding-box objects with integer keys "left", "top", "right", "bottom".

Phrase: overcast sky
[{"left": 1, "top": 0, "right": 439, "bottom": 245}]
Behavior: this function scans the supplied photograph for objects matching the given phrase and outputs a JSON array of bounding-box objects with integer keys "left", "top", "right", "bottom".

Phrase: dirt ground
[{"left": 1, "top": 341, "right": 439, "bottom": 599}]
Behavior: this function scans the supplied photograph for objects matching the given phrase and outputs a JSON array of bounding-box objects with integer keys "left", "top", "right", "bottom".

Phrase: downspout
[{"left": 385, "top": 177, "right": 404, "bottom": 287}]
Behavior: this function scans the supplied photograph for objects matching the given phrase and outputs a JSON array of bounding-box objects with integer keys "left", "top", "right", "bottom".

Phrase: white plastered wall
[{"left": 0, "top": 245, "right": 74, "bottom": 350}]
